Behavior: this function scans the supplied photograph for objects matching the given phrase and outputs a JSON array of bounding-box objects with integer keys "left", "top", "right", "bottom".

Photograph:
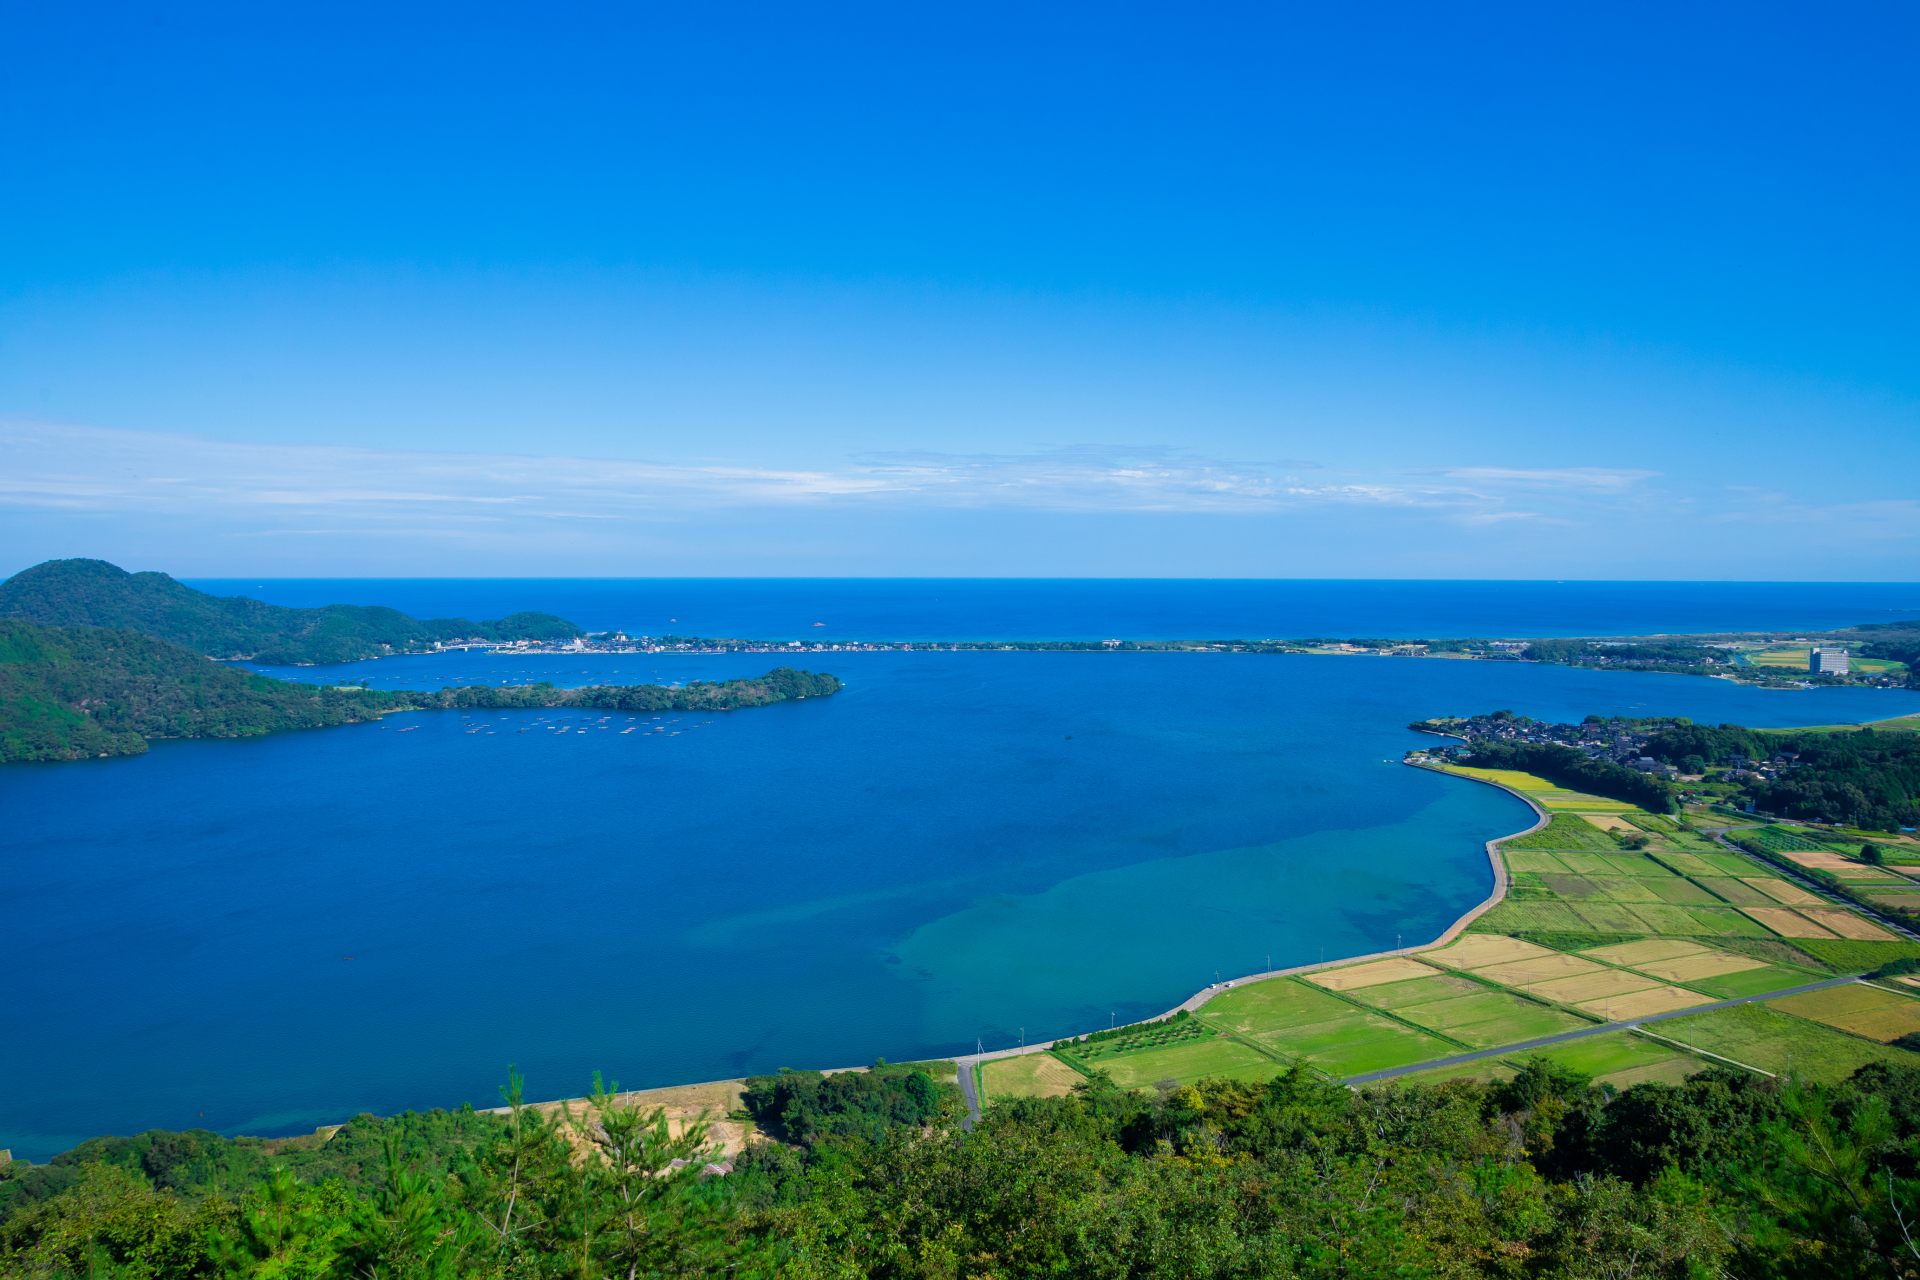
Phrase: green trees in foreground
[{"left": 12, "top": 1058, "right": 1920, "bottom": 1277}]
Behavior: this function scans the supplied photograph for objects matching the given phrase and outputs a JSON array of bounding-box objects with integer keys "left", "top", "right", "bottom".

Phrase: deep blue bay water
[{"left": 6, "top": 582, "right": 1920, "bottom": 1160}]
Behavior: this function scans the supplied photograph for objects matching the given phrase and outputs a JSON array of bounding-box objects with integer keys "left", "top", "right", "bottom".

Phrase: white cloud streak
[{"left": 0, "top": 420, "right": 1662, "bottom": 535}]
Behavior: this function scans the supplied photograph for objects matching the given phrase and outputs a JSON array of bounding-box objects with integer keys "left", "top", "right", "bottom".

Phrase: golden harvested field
[
  {"left": 1309, "top": 956, "right": 1445, "bottom": 990},
  {"left": 1747, "top": 878, "right": 1821, "bottom": 907},
  {"left": 1532, "top": 969, "right": 1662, "bottom": 1004},
  {"left": 1742, "top": 907, "right": 1839, "bottom": 939},
  {"left": 1425, "top": 935, "right": 1554, "bottom": 970},
  {"left": 1800, "top": 908, "right": 1896, "bottom": 941},
  {"left": 1580, "top": 814, "right": 1638, "bottom": 832},
  {"left": 1773, "top": 984, "right": 1920, "bottom": 1043},
  {"left": 1603, "top": 1059, "right": 1701, "bottom": 1089},
  {"left": 1636, "top": 950, "right": 1766, "bottom": 982},
  {"left": 981, "top": 1053, "right": 1087, "bottom": 1100},
  {"left": 1778, "top": 849, "right": 1857, "bottom": 871},
  {"left": 1476, "top": 953, "right": 1607, "bottom": 986},
  {"left": 1583, "top": 939, "right": 1708, "bottom": 966},
  {"left": 1580, "top": 986, "right": 1711, "bottom": 1019}
]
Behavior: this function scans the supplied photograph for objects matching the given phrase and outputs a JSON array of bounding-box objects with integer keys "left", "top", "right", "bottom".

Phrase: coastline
[
  {"left": 471, "top": 761, "right": 1550, "bottom": 1136},
  {"left": 947, "top": 760, "right": 1548, "bottom": 1084}
]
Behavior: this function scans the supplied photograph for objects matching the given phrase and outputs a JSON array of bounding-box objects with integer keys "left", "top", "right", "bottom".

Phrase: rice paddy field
[
  {"left": 978, "top": 1052, "right": 1086, "bottom": 1100},
  {"left": 968, "top": 772, "right": 1920, "bottom": 1099}
]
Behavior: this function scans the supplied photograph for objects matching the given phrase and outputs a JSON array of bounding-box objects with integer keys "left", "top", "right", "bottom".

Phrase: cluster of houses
[
  {"left": 1414, "top": 713, "right": 1681, "bottom": 778},
  {"left": 1417, "top": 712, "right": 1831, "bottom": 790}
]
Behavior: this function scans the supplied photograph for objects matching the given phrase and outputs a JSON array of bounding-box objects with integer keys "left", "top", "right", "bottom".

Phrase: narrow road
[
  {"left": 1343, "top": 974, "right": 1857, "bottom": 1084},
  {"left": 956, "top": 1061, "right": 981, "bottom": 1127}
]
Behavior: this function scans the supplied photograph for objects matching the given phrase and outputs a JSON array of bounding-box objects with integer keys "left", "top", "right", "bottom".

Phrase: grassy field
[
  {"left": 1052, "top": 766, "right": 1917, "bottom": 1099},
  {"left": 1434, "top": 765, "right": 1639, "bottom": 813},
  {"left": 1079, "top": 1034, "right": 1285, "bottom": 1089},
  {"left": 980, "top": 1052, "right": 1088, "bottom": 1100},
  {"left": 1378, "top": 988, "right": 1590, "bottom": 1048},
  {"left": 1655, "top": 1003, "right": 1920, "bottom": 1081},
  {"left": 1242, "top": 1008, "right": 1461, "bottom": 1075},
  {"left": 1527, "top": 1032, "right": 1704, "bottom": 1089},
  {"left": 1771, "top": 983, "right": 1920, "bottom": 1043}
]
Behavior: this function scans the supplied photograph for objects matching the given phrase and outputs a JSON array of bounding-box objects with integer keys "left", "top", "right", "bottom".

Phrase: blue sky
[{"left": 2, "top": 3, "right": 1916, "bottom": 577}]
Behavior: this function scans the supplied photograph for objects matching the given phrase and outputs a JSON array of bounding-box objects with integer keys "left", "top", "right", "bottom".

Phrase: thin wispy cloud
[{"left": 0, "top": 421, "right": 1663, "bottom": 528}]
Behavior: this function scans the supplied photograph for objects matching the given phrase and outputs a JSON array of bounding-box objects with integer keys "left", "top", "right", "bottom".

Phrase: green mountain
[
  {"left": 0, "top": 559, "right": 580, "bottom": 664},
  {"left": 0, "top": 619, "right": 402, "bottom": 762},
  {"left": 0, "top": 615, "right": 841, "bottom": 764}
]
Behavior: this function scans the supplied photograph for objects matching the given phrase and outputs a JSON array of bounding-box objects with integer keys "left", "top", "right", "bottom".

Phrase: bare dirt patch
[{"left": 531, "top": 1079, "right": 753, "bottom": 1159}]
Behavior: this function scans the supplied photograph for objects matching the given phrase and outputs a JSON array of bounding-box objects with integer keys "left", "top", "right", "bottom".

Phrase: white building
[{"left": 1810, "top": 647, "right": 1851, "bottom": 676}]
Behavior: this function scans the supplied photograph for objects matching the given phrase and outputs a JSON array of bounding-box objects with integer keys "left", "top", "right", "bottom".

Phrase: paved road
[
  {"left": 957, "top": 1061, "right": 982, "bottom": 1127},
  {"left": 1343, "top": 974, "right": 1857, "bottom": 1084}
]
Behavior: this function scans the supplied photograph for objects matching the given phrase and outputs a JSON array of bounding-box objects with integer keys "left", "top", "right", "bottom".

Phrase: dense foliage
[
  {"left": 1742, "top": 732, "right": 1920, "bottom": 831},
  {"left": 0, "top": 620, "right": 401, "bottom": 762},
  {"left": 424, "top": 667, "right": 843, "bottom": 715},
  {"left": 1646, "top": 722, "right": 1920, "bottom": 830},
  {"left": 740, "top": 1063, "right": 957, "bottom": 1149},
  {"left": 1458, "top": 740, "right": 1677, "bottom": 813},
  {"left": 0, "top": 559, "right": 579, "bottom": 663},
  {"left": 1521, "top": 638, "right": 1730, "bottom": 676},
  {"left": 0, "top": 616, "right": 841, "bottom": 764},
  {"left": 1842, "top": 623, "right": 1920, "bottom": 689},
  {"left": 13, "top": 1062, "right": 1920, "bottom": 1277}
]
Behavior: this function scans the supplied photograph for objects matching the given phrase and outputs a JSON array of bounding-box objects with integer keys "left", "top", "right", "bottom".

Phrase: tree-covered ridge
[
  {"left": 0, "top": 559, "right": 580, "bottom": 664},
  {"left": 0, "top": 619, "right": 401, "bottom": 762},
  {"left": 0, "top": 616, "right": 841, "bottom": 764},
  {"left": 9, "top": 1061, "right": 1920, "bottom": 1277},
  {"left": 1644, "top": 721, "right": 1920, "bottom": 831}
]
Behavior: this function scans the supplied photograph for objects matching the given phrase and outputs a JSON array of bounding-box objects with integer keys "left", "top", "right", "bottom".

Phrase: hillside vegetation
[
  {"left": 0, "top": 616, "right": 840, "bottom": 764},
  {"left": 0, "top": 559, "right": 580, "bottom": 664},
  {"left": 0, "top": 620, "right": 401, "bottom": 761},
  {"left": 7, "top": 1061, "right": 1920, "bottom": 1277}
]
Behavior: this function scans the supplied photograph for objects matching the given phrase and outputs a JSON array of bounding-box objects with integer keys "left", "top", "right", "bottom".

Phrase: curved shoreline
[
  {"left": 485, "top": 763, "right": 1552, "bottom": 1130},
  {"left": 950, "top": 761, "right": 1548, "bottom": 1079}
]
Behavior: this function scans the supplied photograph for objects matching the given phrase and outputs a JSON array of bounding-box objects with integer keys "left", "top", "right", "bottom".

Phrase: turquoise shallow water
[{"left": 4, "top": 646, "right": 1918, "bottom": 1160}]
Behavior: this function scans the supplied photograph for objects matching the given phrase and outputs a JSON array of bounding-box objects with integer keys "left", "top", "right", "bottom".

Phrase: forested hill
[
  {"left": 0, "top": 619, "right": 406, "bottom": 762},
  {"left": 0, "top": 559, "right": 580, "bottom": 664},
  {"left": 0, "top": 616, "right": 841, "bottom": 764}
]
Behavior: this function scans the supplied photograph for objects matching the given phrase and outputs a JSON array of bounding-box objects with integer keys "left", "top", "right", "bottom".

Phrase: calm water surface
[{"left": 7, "top": 615, "right": 1920, "bottom": 1160}]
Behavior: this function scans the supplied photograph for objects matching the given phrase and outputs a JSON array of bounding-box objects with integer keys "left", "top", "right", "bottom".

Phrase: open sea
[{"left": 5, "top": 580, "right": 1920, "bottom": 1160}]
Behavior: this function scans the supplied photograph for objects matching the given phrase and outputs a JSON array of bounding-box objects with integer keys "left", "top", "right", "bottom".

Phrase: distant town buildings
[{"left": 1810, "top": 647, "right": 1851, "bottom": 676}]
